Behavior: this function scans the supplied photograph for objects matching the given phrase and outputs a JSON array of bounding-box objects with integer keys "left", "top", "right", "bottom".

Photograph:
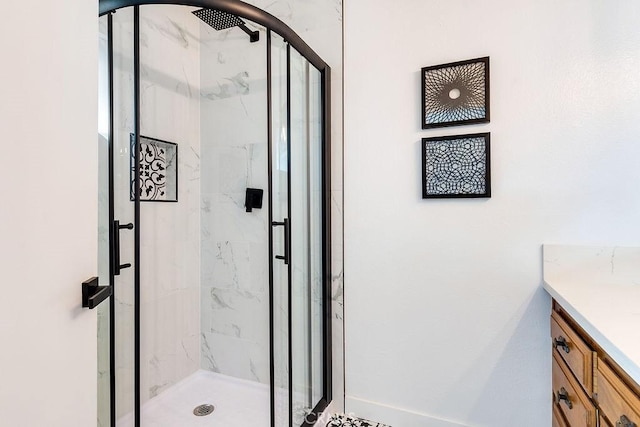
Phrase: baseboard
[{"left": 346, "top": 396, "right": 470, "bottom": 427}]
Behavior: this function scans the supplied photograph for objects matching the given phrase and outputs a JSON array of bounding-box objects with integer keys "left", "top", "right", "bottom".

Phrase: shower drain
[{"left": 193, "top": 404, "right": 215, "bottom": 417}]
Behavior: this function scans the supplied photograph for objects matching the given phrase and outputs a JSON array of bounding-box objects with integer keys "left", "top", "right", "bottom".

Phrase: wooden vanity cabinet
[
  {"left": 551, "top": 310, "right": 596, "bottom": 394},
  {"left": 596, "top": 359, "right": 640, "bottom": 427},
  {"left": 551, "top": 301, "right": 640, "bottom": 427},
  {"left": 599, "top": 415, "right": 611, "bottom": 427},
  {"left": 552, "top": 351, "right": 597, "bottom": 426},
  {"left": 553, "top": 401, "right": 569, "bottom": 427}
]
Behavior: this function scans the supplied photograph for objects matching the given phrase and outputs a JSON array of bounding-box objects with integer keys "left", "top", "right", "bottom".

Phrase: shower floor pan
[{"left": 117, "top": 370, "right": 270, "bottom": 427}]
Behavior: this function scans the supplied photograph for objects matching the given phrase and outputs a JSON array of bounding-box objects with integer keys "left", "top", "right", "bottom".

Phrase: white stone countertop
[{"left": 543, "top": 244, "right": 640, "bottom": 386}]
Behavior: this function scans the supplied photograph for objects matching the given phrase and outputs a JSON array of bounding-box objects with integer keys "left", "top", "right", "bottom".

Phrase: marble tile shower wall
[{"left": 198, "top": 19, "right": 271, "bottom": 384}]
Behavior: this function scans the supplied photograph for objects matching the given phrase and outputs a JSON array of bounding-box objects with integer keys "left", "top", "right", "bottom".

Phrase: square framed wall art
[
  {"left": 421, "top": 56, "right": 490, "bottom": 129},
  {"left": 422, "top": 132, "right": 491, "bottom": 199},
  {"left": 130, "top": 134, "right": 179, "bottom": 202}
]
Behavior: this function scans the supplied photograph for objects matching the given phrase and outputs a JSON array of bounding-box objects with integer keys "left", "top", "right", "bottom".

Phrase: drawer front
[
  {"left": 600, "top": 414, "right": 612, "bottom": 427},
  {"left": 551, "top": 310, "right": 596, "bottom": 394},
  {"left": 553, "top": 399, "right": 569, "bottom": 427},
  {"left": 596, "top": 359, "right": 640, "bottom": 427},
  {"left": 553, "top": 352, "right": 597, "bottom": 427}
]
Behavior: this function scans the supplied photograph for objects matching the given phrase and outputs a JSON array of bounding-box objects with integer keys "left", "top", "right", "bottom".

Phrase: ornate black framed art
[
  {"left": 421, "top": 57, "right": 490, "bottom": 129},
  {"left": 422, "top": 132, "right": 491, "bottom": 199}
]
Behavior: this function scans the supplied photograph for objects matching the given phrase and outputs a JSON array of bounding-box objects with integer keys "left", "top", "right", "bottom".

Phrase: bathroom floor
[
  {"left": 114, "top": 370, "right": 388, "bottom": 427},
  {"left": 327, "top": 414, "right": 390, "bottom": 427},
  {"left": 117, "top": 370, "right": 270, "bottom": 427}
]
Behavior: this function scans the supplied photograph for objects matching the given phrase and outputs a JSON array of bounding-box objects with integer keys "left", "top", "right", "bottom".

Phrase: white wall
[
  {"left": 0, "top": 1, "right": 97, "bottom": 426},
  {"left": 344, "top": 1, "right": 640, "bottom": 426}
]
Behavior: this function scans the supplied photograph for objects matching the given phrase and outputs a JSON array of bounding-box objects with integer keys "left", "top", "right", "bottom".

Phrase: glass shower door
[
  {"left": 271, "top": 37, "right": 327, "bottom": 427},
  {"left": 270, "top": 31, "right": 291, "bottom": 427},
  {"left": 99, "top": 8, "right": 137, "bottom": 427},
  {"left": 289, "top": 48, "right": 326, "bottom": 426},
  {"left": 98, "top": 13, "right": 111, "bottom": 427},
  {"left": 97, "top": 7, "right": 137, "bottom": 427}
]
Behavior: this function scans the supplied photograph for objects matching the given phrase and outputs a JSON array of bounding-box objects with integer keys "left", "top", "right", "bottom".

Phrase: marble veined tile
[
  {"left": 200, "top": 240, "right": 268, "bottom": 292},
  {"left": 201, "top": 286, "right": 269, "bottom": 343},
  {"left": 200, "top": 331, "right": 270, "bottom": 384}
]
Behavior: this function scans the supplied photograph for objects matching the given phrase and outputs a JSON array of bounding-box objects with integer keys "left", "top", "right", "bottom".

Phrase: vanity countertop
[{"left": 543, "top": 244, "right": 640, "bottom": 386}]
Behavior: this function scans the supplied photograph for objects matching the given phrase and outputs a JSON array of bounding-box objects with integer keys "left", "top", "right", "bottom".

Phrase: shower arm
[{"left": 237, "top": 23, "right": 259, "bottom": 43}]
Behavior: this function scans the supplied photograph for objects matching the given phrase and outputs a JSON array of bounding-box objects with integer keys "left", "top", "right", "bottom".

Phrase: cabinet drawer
[
  {"left": 553, "top": 399, "right": 569, "bottom": 427},
  {"left": 599, "top": 414, "right": 612, "bottom": 427},
  {"left": 553, "top": 351, "right": 597, "bottom": 426},
  {"left": 551, "top": 310, "right": 596, "bottom": 394},
  {"left": 596, "top": 358, "right": 640, "bottom": 427}
]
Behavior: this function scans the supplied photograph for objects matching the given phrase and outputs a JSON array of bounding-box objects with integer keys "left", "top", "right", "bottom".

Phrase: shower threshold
[{"left": 116, "top": 370, "right": 269, "bottom": 427}]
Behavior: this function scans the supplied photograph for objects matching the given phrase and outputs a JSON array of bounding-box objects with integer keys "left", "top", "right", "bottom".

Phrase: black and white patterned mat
[{"left": 327, "top": 414, "right": 390, "bottom": 427}]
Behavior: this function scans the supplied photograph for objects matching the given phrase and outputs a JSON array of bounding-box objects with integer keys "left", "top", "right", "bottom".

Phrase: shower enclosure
[{"left": 96, "top": 1, "right": 331, "bottom": 426}]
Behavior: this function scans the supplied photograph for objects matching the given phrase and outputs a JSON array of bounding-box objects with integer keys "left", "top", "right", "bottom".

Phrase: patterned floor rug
[{"left": 327, "top": 414, "right": 390, "bottom": 427}]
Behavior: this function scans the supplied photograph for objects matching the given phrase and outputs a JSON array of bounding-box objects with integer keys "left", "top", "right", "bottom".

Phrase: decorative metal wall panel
[
  {"left": 130, "top": 134, "right": 178, "bottom": 202},
  {"left": 422, "top": 133, "right": 491, "bottom": 199},
  {"left": 421, "top": 57, "right": 490, "bottom": 129}
]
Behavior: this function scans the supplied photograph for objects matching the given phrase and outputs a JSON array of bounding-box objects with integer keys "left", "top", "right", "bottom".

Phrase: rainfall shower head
[
  {"left": 193, "top": 8, "right": 242, "bottom": 31},
  {"left": 192, "top": 8, "right": 260, "bottom": 43}
]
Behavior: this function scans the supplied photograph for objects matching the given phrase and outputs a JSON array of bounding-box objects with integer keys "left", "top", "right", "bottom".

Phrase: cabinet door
[
  {"left": 599, "top": 414, "right": 612, "bottom": 427},
  {"left": 553, "top": 399, "right": 569, "bottom": 427}
]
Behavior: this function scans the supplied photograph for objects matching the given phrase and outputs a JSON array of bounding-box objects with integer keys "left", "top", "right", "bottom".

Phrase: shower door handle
[
  {"left": 113, "top": 220, "right": 134, "bottom": 275},
  {"left": 272, "top": 218, "right": 290, "bottom": 265}
]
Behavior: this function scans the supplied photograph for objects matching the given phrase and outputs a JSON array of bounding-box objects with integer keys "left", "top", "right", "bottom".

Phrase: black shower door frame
[{"left": 101, "top": 1, "right": 332, "bottom": 426}]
